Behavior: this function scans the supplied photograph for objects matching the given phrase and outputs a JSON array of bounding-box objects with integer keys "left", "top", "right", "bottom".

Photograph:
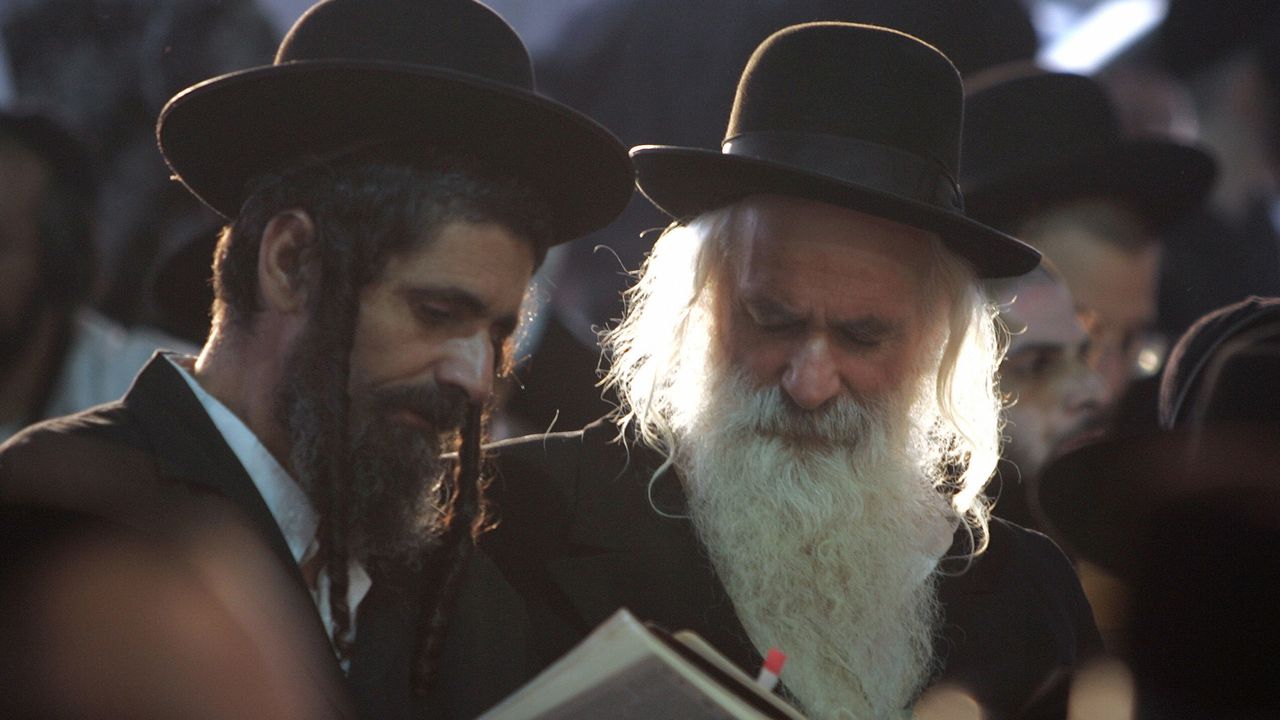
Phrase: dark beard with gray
[{"left": 276, "top": 341, "right": 468, "bottom": 568}]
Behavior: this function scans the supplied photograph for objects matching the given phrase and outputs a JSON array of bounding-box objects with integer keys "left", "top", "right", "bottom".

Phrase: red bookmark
[{"left": 755, "top": 647, "right": 787, "bottom": 692}]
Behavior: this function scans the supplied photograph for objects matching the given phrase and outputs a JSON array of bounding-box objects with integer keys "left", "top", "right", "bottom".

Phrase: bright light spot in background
[
  {"left": 1040, "top": 0, "right": 1168, "bottom": 73},
  {"left": 1135, "top": 345, "right": 1164, "bottom": 377}
]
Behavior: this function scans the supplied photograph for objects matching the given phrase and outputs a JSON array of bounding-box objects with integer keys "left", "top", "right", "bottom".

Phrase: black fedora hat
[
  {"left": 631, "top": 22, "right": 1040, "bottom": 279},
  {"left": 157, "top": 0, "right": 632, "bottom": 246},
  {"left": 961, "top": 69, "right": 1215, "bottom": 232}
]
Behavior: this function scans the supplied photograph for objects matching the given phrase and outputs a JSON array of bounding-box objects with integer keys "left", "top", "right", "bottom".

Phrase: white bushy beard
[{"left": 676, "top": 370, "right": 957, "bottom": 720}]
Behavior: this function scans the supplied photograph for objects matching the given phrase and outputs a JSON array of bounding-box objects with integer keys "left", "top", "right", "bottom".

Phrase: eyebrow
[{"left": 743, "top": 295, "right": 901, "bottom": 338}]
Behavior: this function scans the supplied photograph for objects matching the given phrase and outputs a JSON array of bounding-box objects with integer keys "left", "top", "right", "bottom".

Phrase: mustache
[
  {"left": 364, "top": 382, "right": 470, "bottom": 432},
  {"left": 716, "top": 378, "right": 882, "bottom": 447}
]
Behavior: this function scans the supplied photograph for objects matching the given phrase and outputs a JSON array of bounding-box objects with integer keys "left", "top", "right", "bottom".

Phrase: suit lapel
[{"left": 124, "top": 354, "right": 305, "bottom": 586}]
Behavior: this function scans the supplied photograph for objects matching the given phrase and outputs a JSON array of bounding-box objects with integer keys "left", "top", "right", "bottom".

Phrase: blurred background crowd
[{"left": 1, "top": 0, "right": 1277, "bottom": 716}]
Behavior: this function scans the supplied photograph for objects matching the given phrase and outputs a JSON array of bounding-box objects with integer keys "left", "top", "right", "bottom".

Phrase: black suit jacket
[
  {"left": 0, "top": 355, "right": 430, "bottom": 720},
  {"left": 438, "top": 419, "right": 1102, "bottom": 719}
]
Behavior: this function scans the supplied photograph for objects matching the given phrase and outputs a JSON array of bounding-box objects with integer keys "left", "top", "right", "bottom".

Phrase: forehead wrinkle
[
  {"left": 734, "top": 249, "right": 918, "bottom": 330},
  {"left": 724, "top": 195, "right": 937, "bottom": 339},
  {"left": 383, "top": 220, "right": 532, "bottom": 306}
]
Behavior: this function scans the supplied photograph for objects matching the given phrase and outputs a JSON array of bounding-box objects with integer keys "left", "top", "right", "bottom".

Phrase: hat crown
[
  {"left": 276, "top": 0, "right": 533, "bottom": 90},
  {"left": 725, "top": 23, "right": 963, "bottom": 182},
  {"left": 156, "top": 0, "right": 633, "bottom": 243},
  {"left": 963, "top": 72, "right": 1119, "bottom": 187},
  {"left": 1160, "top": 296, "right": 1280, "bottom": 429}
]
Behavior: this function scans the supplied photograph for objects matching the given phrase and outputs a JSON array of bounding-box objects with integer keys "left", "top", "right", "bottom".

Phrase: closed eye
[
  {"left": 834, "top": 318, "right": 895, "bottom": 349},
  {"left": 837, "top": 328, "right": 885, "bottom": 348},
  {"left": 405, "top": 286, "right": 487, "bottom": 328},
  {"left": 413, "top": 299, "right": 457, "bottom": 325},
  {"left": 1006, "top": 346, "right": 1066, "bottom": 378},
  {"left": 743, "top": 299, "right": 803, "bottom": 332}
]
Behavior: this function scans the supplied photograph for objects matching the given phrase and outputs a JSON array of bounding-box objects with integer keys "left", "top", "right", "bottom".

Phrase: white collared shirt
[{"left": 167, "top": 355, "right": 371, "bottom": 668}]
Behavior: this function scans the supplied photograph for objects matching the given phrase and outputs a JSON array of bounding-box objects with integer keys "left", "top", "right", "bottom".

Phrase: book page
[
  {"left": 528, "top": 655, "right": 749, "bottom": 720},
  {"left": 477, "top": 609, "right": 780, "bottom": 720}
]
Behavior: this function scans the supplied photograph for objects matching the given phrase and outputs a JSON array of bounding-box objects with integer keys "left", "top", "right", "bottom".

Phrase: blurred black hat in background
[{"left": 961, "top": 69, "right": 1215, "bottom": 234}]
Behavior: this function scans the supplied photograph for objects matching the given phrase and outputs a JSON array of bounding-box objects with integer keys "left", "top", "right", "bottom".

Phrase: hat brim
[
  {"left": 157, "top": 60, "right": 633, "bottom": 245},
  {"left": 1035, "top": 426, "right": 1280, "bottom": 580},
  {"left": 631, "top": 145, "right": 1040, "bottom": 278},
  {"left": 964, "top": 140, "right": 1215, "bottom": 232}
]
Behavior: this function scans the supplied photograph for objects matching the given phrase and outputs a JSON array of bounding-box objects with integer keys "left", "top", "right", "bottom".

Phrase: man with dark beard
[
  {"left": 0, "top": 1, "right": 631, "bottom": 718},
  {"left": 452, "top": 23, "right": 1102, "bottom": 720}
]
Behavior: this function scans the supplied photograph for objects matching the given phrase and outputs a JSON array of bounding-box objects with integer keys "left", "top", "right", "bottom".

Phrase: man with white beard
[{"left": 444, "top": 23, "right": 1101, "bottom": 720}]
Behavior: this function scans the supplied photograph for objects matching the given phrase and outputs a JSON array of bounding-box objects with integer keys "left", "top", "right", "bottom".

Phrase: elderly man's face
[
  {"left": 1000, "top": 273, "right": 1109, "bottom": 479},
  {"left": 715, "top": 195, "right": 938, "bottom": 411}
]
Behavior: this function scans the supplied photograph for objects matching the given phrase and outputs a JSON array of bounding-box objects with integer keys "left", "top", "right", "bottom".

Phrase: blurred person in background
[
  {"left": 1039, "top": 296, "right": 1280, "bottom": 716},
  {"left": 0, "top": 0, "right": 631, "bottom": 717},
  {"left": 1150, "top": 0, "right": 1280, "bottom": 341},
  {"left": 986, "top": 263, "right": 1110, "bottom": 529},
  {"left": 0, "top": 0, "right": 279, "bottom": 343},
  {"left": 0, "top": 108, "right": 193, "bottom": 443},
  {"left": 962, "top": 69, "right": 1215, "bottom": 431}
]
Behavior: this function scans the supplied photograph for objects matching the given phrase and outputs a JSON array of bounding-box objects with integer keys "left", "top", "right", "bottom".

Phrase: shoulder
[
  {"left": 935, "top": 518, "right": 1103, "bottom": 713},
  {"left": 486, "top": 417, "right": 640, "bottom": 505},
  {"left": 958, "top": 517, "right": 1103, "bottom": 658},
  {"left": 1, "top": 400, "right": 141, "bottom": 470},
  {"left": 985, "top": 518, "right": 1087, "bottom": 597},
  {"left": 0, "top": 401, "right": 168, "bottom": 522},
  {"left": 481, "top": 418, "right": 656, "bottom": 554}
]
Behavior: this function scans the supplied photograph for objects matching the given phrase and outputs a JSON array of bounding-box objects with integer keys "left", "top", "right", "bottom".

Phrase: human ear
[{"left": 258, "top": 209, "right": 318, "bottom": 315}]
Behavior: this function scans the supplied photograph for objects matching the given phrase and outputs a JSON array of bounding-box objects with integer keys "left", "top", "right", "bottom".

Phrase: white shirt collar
[{"left": 168, "top": 355, "right": 318, "bottom": 562}]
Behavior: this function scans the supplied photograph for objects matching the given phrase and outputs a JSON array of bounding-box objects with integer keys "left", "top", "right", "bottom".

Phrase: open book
[{"left": 477, "top": 609, "right": 807, "bottom": 720}]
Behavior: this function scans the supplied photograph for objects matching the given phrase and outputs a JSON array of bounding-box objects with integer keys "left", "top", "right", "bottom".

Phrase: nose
[
  {"left": 435, "top": 330, "right": 494, "bottom": 404},
  {"left": 781, "top": 336, "right": 843, "bottom": 410},
  {"left": 1066, "top": 360, "right": 1112, "bottom": 414}
]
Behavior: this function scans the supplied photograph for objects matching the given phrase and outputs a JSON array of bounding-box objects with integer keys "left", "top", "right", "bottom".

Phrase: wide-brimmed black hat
[
  {"left": 1036, "top": 297, "right": 1280, "bottom": 579},
  {"left": 631, "top": 22, "right": 1040, "bottom": 279},
  {"left": 961, "top": 69, "right": 1215, "bottom": 232},
  {"left": 157, "top": 0, "right": 632, "bottom": 247}
]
